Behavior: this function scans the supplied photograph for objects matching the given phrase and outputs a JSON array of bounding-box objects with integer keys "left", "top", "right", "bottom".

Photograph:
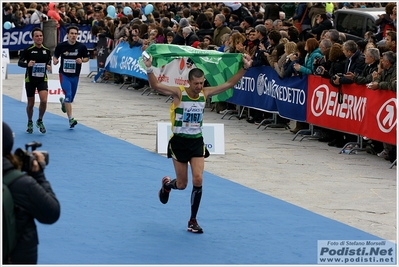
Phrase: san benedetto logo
[{"left": 256, "top": 74, "right": 265, "bottom": 96}]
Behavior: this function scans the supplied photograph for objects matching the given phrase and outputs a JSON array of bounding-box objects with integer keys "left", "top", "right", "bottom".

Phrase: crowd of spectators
[{"left": 2, "top": 2, "right": 397, "bottom": 162}]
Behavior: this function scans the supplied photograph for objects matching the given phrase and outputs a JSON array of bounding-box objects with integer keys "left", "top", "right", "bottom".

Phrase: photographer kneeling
[{"left": 2, "top": 122, "right": 60, "bottom": 264}]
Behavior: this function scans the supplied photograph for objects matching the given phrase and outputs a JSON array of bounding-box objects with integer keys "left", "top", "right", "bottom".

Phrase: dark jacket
[
  {"left": 375, "top": 63, "right": 397, "bottom": 91},
  {"left": 353, "top": 61, "right": 379, "bottom": 85},
  {"left": 11, "top": 14, "right": 26, "bottom": 28},
  {"left": 310, "top": 18, "right": 333, "bottom": 40},
  {"left": 281, "top": 3, "right": 296, "bottom": 19},
  {"left": 184, "top": 32, "right": 200, "bottom": 46},
  {"left": 327, "top": 55, "right": 346, "bottom": 78},
  {"left": 264, "top": 4, "right": 281, "bottom": 21},
  {"left": 3, "top": 157, "right": 60, "bottom": 264},
  {"left": 292, "top": 3, "right": 311, "bottom": 26},
  {"left": 338, "top": 50, "right": 365, "bottom": 84},
  {"left": 196, "top": 28, "right": 214, "bottom": 42},
  {"left": 252, "top": 38, "right": 269, "bottom": 67},
  {"left": 171, "top": 32, "right": 185, "bottom": 45},
  {"left": 284, "top": 56, "right": 304, "bottom": 78}
]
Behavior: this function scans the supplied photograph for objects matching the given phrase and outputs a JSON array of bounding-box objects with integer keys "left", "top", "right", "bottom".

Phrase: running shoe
[
  {"left": 69, "top": 118, "right": 78, "bottom": 128},
  {"left": 158, "top": 176, "right": 171, "bottom": 204},
  {"left": 187, "top": 218, "right": 203, "bottom": 234},
  {"left": 36, "top": 119, "right": 46, "bottom": 134},
  {"left": 26, "top": 121, "right": 33, "bottom": 134},
  {"left": 59, "top": 97, "right": 66, "bottom": 113}
]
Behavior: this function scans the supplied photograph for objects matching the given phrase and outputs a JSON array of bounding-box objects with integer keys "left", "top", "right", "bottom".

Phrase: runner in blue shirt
[{"left": 53, "top": 25, "right": 89, "bottom": 128}]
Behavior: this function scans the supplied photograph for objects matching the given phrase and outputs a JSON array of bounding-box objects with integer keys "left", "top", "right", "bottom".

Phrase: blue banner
[
  {"left": 104, "top": 41, "right": 147, "bottom": 80},
  {"left": 229, "top": 66, "right": 308, "bottom": 121},
  {"left": 59, "top": 25, "right": 98, "bottom": 49},
  {"left": 2, "top": 24, "right": 41, "bottom": 51}
]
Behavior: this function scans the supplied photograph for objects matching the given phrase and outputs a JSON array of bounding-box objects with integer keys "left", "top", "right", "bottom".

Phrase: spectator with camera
[
  {"left": 367, "top": 51, "right": 397, "bottom": 161},
  {"left": 291, "top": 38, "right": 323, "bottom": 133},
  {"left": 293, "top": 37, "right": 323, "bottom": 75},
  {"left": 313, "top": 38, "right": 333, "bottom": 77},
  {"left": 2, "top": 122, "right": 60, "bottom": 264},
  {"left": 331, "top": 40, "right": 366, "bottom": 87},
  {"left": 30, "top": 4, "right": 48, "bottom": 24},
  {"left": 344, "top": 48, "right": 380, "bottom": 85}
]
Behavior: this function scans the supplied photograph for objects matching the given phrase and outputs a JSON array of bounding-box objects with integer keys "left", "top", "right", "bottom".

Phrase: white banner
[
  {"left": 153, "top": 57, "right": 195, "bottom": 88},
  {"left": 21, "top": 80, "right": 63, "bottom": 103},
  {"left": 156, "top": 122, "right": 225, "bottom": 155}
]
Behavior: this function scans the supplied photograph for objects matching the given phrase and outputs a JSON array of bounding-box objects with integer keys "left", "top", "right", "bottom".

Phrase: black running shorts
[
  {"left": 25, "top": 81, "right": 48, "bottom": 97},
  {"left": 167, "top": 135, "right": 210, "bottom": 163}
]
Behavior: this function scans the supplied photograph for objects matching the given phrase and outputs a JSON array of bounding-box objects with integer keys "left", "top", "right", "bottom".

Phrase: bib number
[
  {"left": 183, "top": 112, "right": 202, "bottom": 127},
  {"left": 32, "top": 63, "right": 46, "bottom": 77},
  {"left": 63, "top": 59, "right": 76, "bottom": 73}
]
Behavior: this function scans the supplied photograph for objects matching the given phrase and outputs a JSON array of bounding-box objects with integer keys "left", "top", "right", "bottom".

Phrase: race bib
[
  {"left": 32, "top": 63, "right": 46, "bottom": 77},
  {"left": 183, "top": 111, "right": 202, "bottom": 128},
  {"left": 63, "top": 59, "right": 76, "bottom": 73}
]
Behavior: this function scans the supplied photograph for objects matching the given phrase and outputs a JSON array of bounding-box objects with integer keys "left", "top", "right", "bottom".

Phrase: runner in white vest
[{"left": 143, "top": 53, "right": 252, "bottom": 233}]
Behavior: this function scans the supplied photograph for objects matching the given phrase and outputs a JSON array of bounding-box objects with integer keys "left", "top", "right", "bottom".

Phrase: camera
[
  {"left": 314, "top": 56, "right": 322, "bottom": 65},
  {"left": 315, "top": 66, "right": 323, "bottom": 75},
  {"left": 335, "top": 73, "right": 343, "bottom": 79},
  {"left": 14, "top": 141, "right": 49, "bottom": 172}
]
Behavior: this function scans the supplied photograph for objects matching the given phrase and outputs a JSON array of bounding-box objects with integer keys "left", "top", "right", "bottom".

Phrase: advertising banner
[
  {"left": 105, "top": 42, "right": 195, "bottom": 84},
  {"left": 59, "top": 25, "right": 98, "bottom": 49},
  {"left": 307, "top": 75, "right": 396, "bottom": 145},
  {"left": 228, "top": 66, "right": 308, "bottom": 121},
  {"left": 104, "top": 41, "right": 148, "bottom": 80},
  {"left": 2, "top": 24, "right": 40, "bottom": 51}
]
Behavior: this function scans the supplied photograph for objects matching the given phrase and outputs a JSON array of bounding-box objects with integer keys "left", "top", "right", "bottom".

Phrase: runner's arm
[
  {"left": 143, "top": 56, "right": 181, "bottom": 98},
  {"left": 17, "top": 50, "right": 28, "bottom": 68}
]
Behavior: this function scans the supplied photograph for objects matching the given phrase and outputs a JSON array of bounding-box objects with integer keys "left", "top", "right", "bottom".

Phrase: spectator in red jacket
[{"left": 47, "top": 2, "right": 63, "bottom": 27}]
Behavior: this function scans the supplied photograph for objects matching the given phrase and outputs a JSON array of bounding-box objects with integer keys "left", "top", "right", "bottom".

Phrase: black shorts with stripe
[{"left": 167, "top": 135, "right": 210, "bottom": 163}]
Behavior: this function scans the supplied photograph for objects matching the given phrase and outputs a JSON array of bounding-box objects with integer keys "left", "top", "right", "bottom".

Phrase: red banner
[{"left": 307, "top": 75, "right": 397, "bottom": 145}]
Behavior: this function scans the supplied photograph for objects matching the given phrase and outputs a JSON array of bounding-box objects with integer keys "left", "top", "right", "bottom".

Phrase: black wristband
[{"left": 243, "top": 66, "right": 249, "bottom": 71}]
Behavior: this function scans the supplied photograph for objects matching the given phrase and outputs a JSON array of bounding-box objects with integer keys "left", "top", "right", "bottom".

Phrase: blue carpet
[{"left": 2, "top": 95, "right": 392, "bottom": 265}]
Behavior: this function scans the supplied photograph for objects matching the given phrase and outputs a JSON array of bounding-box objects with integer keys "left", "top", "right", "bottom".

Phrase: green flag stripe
[{"left": 145, "top": 44, "right": 243, "bottom": 102}]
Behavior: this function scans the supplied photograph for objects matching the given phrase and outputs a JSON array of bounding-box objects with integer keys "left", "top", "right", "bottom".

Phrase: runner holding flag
[{"left": 143, "top": 50, "right": 252, "bottom": 234}]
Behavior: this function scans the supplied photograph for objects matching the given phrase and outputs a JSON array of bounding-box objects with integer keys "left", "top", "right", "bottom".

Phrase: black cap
[{"left": 3, "top": 122, "right": 14, "bottom": 156}]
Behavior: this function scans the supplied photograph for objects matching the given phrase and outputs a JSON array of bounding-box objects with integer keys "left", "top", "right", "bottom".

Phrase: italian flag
[{"left": 145, "top": 44, "right": 243, "bottom": 102}]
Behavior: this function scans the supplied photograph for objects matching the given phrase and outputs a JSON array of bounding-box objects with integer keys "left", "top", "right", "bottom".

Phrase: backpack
[{"left": 3, "top": 169, "right": 23, "bottom": 263}]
